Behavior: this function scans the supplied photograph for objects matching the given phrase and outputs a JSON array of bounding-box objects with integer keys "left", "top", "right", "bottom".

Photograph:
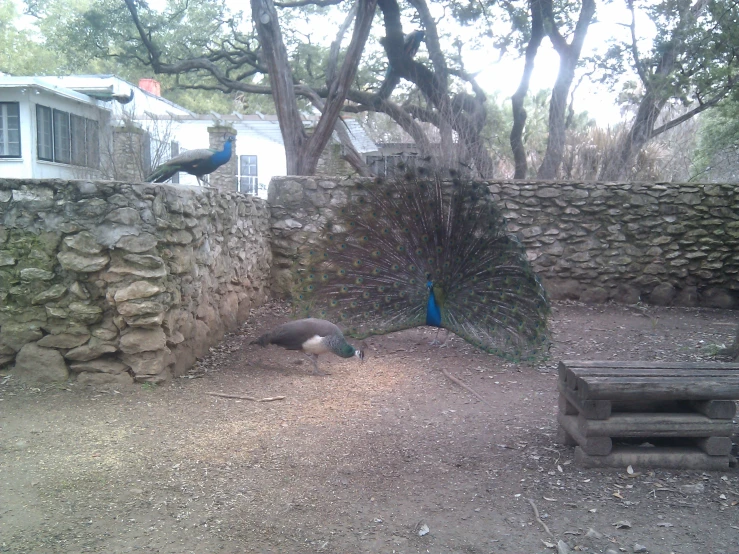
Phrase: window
[
  {"left": 36, "top": 104, "right": 99, "bottom": 168},
  {"left": 53, "top": 109, "right": 71, "bottom": 164},
  {"left": 238, "top": 155, "right": 258, "bottom": 194},
  {"left": 37, "top": 105, "right": 53, "bottom": 161},
  {"left": 0, "top": 102, "right": 21, "bottom": 158}
]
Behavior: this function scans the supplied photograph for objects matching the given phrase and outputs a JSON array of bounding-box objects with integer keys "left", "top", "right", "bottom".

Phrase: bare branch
[{"left": 326, "top": 2, "right": 359, "bottom": 86}]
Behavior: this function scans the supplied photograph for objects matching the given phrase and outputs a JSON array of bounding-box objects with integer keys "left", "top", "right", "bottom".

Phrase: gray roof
[{"left": 342, "top": 120, "right": 378, "bottom": 154}]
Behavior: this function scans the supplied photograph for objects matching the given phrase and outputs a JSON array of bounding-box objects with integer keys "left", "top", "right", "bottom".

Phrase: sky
[
  {"left": 12, "top": 0, "right": 654, "bottom": 126},
  {"left": 460, "top": 1, "right": 656, "bottom": 126}
]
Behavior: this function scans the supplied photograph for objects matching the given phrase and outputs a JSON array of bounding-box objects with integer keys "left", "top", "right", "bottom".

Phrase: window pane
[
  {"left": 70, "top": 114, "right": 86, "bottom": 166},
  {"left": 238, "top": 156, "right": 258, "bottom": 194},
  {"left": 0, "top": 103, "right": 21, "bottom": 157},
  {"left": 36, "top": 105, "right": 53, "bottom": 161},
  {"left": 239, "top": 176, "right": 258, "bottom": 194},
  {"left": 86, "top": 119, "right": 99, "bottom": 168},
  {"left": 53, "top": 109, "right": 71, "bottom": 164},
  {"left": 240, "top": 155, "right": 258, "bottom": 176}
]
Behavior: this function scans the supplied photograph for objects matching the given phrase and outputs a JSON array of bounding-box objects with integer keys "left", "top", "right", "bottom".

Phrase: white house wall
[{"left": 0, "top": 86, "right": 110, "bottom": 180}]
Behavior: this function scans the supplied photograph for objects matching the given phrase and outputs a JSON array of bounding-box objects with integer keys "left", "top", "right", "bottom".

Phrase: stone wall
[
  {"left": 0, "top": 179, "right": 271, "bottom": 384},
  {"left": 208, "top": 125, "right": 238, "bottom": 191},
  {"left": 268, "top": 177, "right": 738, "bottom": 309}
]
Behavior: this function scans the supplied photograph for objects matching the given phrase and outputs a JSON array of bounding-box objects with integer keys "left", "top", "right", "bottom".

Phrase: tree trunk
[
  {"left": 537, "top": 0, "right": 595, "bottom": 179},
  {"left": 598, "top": 0, "right": 709, "bottom": 181},
  {"left": 510, "top": 0, "right": 545, "bottom": 179},
  {"left": 252, "top": 0, "right": 376, "bottom": 175},
  {"left": 376, "top": 0, "right": 495, "bottom": 177},
  {"left": 251, "top": 0, "right": 308, "bottom": 175},
  {"left": 598, "top": 92, "right": 666, "bottom": 180}
]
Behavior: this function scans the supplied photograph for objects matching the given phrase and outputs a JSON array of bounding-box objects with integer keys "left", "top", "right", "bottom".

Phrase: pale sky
[
  {"left": 465, "top": 1, "right": 655, "bottom": 126},
  {"left": 15, "top": 0, "right": 653, "bottom": 126}
]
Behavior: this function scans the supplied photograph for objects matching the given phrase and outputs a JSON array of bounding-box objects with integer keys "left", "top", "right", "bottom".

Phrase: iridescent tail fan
[{"left": 293, "top": 170, "right": 550, "bottom": 362}]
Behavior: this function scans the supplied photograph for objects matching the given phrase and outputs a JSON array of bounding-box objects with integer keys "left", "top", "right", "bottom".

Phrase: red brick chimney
[{"left": 138, "top": 78, "right": 161, "bottom": 96}]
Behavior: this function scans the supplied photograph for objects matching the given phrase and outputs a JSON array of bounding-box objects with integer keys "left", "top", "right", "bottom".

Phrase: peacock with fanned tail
[{"left": 292, "top": 170, "right": 551, "bottom": 362}]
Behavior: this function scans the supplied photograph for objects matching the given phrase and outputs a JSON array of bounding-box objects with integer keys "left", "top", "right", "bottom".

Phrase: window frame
[
  {"left": 0, "top": 102, "right": 21, "bottom": 159},
  {"left": 36, "top": 105, "right": 54, "bottom": 162},
  {"left": 238, "top": 154, "right": 258, "bottom": 194}
]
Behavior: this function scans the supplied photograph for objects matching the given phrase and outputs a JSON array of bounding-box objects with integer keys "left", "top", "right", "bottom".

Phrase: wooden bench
[{"left": 557, "top": 361, "right": 739, "bottom": 470}]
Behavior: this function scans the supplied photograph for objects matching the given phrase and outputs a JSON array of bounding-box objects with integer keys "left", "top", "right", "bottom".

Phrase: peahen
[
  {"left": 146, "top": 135, "right": 235, "bottom": 187},
  {"left": 252, "top": 318, "right": 364, "bottom": 375},
  {"left": 377, "top": 29, "right": 425, "bottom": 101},
  {"left": 85, "top": 89, "right": 135, "bottom": 104},
  {"left": 293, "top": 170, "right": 550, "bottom": 361}
]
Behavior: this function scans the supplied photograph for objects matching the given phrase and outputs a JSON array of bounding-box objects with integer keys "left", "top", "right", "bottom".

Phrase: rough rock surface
[{"left": 0, "top": 179, "right": 271, "bottom": 383}]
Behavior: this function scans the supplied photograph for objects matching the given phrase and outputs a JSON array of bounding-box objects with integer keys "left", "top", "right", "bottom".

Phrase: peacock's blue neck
[
  {"left": 426, "top": 281, "right": 442, "bottom": 327},
  {"left": 211, "top": 139, "right": 233, "bottom": 165}
]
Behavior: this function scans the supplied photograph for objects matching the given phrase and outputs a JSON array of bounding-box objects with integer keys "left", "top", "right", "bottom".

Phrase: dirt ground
[{"left": 1, "top": 301, "right": 738, "bottom": 554}]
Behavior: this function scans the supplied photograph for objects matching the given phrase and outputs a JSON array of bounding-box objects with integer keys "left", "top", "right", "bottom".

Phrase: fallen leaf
[{"left": 613, "top": 492, "right": 624, "bottom": 499}]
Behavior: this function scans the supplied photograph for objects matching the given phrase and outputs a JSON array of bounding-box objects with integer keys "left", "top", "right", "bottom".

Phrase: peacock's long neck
[
  {"left": 211, "top": 140, "right": 233, "bottom": 165},
  {"left": 426, "top": 282, "right": 442, "bottom": 328}
]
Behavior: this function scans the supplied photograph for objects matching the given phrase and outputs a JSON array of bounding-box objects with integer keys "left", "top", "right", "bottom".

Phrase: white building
[{"left": 0, "top": 74, "right": 377, "bottom": 197}]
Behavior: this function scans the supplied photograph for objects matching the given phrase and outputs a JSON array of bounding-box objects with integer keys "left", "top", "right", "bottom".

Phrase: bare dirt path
[{"left": 1, "top": 302, "right": 738, "bottom": 554}]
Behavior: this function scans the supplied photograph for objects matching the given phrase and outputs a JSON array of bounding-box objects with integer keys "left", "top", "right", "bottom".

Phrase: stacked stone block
[{"left": 0, "top": 179, "right": 271, "bottom": 384}]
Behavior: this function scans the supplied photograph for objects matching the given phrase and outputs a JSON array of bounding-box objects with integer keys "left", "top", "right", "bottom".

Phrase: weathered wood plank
[
  {"left": 557, "top": 383, "right": 612, "bottom": 419},
  {"left": 577, "top": 412, "right": 735, "bottom": 438},
  {"left": 577, "top": 376, "right": 739, "bottom": 401},
  {"left": 562, "top": 360, "right": 739, "bottom": 370},
  {"left": 569, "top": 368, "right": 738, "bottom": 378},
  {"left": 558, "top": 414, "right": 613, "bottom": 455},
  {"left": 558, "top": 392, "right": 578, "bottom": 416},
  {"left": 558, "top": 361, "right": 569, "bottom": 384},
  {"left": 574, "top": 446, "right": 730, "bottom": 470},
  {"left": 557, "top": 426, "right": 577, "bottom": 447},
  {"left": 695, "top": 437, "right": 733, "bottom": 456},
  {"left": 688, "top": 400, "right": 737, "bottom": 419}
]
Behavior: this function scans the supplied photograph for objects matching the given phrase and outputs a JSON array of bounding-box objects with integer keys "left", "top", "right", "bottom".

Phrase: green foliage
[
  {"left": 0, "top": 0, "right": 59, "bottom": 74},
  {"left": 691, "top": 98, "right": 739, "bottom": 182},
  {"left": 595, "top": 0, "right": 739, "bottom": 115}
]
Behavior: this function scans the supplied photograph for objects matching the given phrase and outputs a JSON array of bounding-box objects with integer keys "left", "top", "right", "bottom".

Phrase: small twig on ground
[
  {"left": 527, "top": 498, "right": 554, "bottom": 538},
  {"left": 440, "top": 367, "right": 489, "bottom": 405},
  {"left": 205, "top": 392, "right": 285, "bottom": 402}
]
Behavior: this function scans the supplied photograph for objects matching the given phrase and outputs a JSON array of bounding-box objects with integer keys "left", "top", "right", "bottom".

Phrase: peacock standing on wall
[
  {"left": 292, "top": 170, "right": 551, "bottom": 362},
  {"left": 146, "top": 135, "right": 235, "bottom": 187}
]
